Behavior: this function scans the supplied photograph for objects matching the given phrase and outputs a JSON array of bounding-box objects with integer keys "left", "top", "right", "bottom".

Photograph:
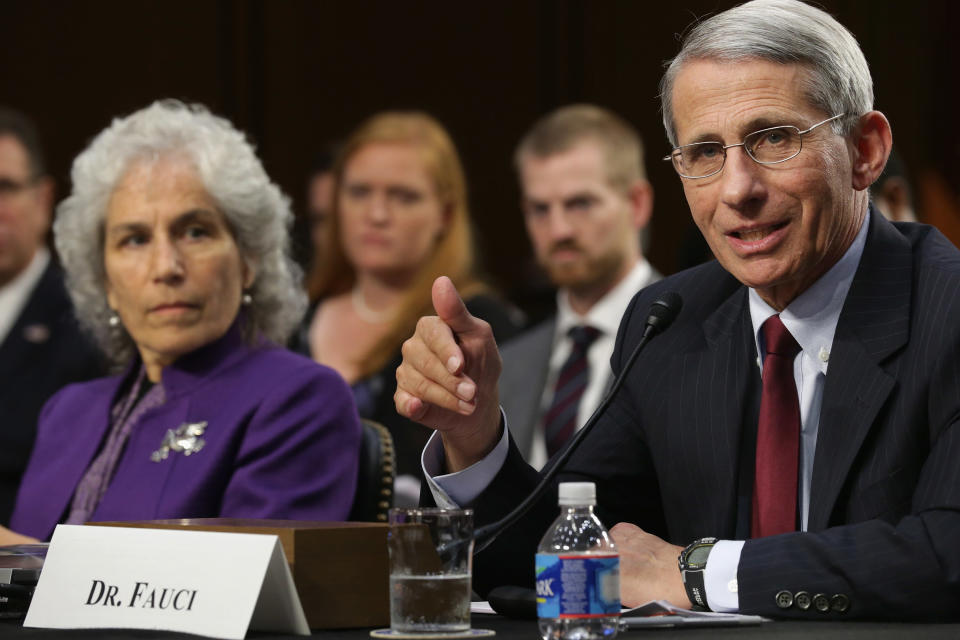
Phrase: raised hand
[{"left": 395, "top": 276, "right": 503, "bottom": 471}]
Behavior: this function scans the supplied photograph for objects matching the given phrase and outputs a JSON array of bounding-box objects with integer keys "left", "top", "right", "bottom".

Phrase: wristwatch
[{"left": 678, "top": 537, "right": 718, "bottom": 610}]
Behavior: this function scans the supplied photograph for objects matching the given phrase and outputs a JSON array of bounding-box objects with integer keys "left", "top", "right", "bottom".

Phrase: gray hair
[
  {"left": 54, "top": 99, "right": 306, "bottom": 366},
  {"left": 660, "top": 0, "right": 874, "bottom": 147}
]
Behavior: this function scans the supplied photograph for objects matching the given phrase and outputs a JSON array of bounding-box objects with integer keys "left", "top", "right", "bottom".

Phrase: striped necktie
[{"left": 543, "top": 325, "right": 601, "bottom": 457}]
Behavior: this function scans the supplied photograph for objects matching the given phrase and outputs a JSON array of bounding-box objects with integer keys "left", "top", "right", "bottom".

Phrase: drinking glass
[{"left": 387, "top": 508, "right": 473, "bottom": 634}]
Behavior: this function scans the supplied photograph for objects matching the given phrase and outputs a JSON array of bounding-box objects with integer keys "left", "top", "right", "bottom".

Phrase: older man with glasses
[{"left": 394, "top": 0, "right": 960, "bottom": 620}]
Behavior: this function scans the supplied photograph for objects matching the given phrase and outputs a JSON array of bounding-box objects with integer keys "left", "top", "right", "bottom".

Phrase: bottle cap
[{"left": 558, "top": 482, "right": 596, "bottom": 506}]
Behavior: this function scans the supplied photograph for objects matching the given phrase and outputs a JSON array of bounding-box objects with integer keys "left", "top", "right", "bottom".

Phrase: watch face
[{"left": 686, "top": 544, "right": 713, "bottom": 568}]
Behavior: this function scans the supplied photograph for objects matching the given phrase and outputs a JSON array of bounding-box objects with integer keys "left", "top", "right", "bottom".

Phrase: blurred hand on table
[{"left": 0, "top": 525, "right": 39, "bottom": 546}]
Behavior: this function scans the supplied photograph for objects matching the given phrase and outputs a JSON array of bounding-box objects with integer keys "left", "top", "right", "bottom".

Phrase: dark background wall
[{"left": 3, "top": 0, "right": 958, "bottom": 314}]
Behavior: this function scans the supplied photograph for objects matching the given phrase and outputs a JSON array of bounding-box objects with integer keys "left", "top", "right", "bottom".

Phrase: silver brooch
[{"left": 150, "top": 421, "right": 207, "bottom": 462}]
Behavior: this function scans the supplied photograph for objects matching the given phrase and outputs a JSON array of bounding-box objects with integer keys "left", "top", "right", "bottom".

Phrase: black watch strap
[{"left": 678, "top": 537, "right": 718, "bottom": 611}]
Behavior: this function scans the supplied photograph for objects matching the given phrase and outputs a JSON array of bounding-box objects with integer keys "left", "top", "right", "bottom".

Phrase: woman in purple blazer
[{"left": 1, "top": 100, "right": 362, "bottom": 542}]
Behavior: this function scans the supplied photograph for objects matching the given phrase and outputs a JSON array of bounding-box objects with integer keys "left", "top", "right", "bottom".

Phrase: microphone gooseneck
[{"left": 472, "top": 292, "right": 683, "bottom": 554}]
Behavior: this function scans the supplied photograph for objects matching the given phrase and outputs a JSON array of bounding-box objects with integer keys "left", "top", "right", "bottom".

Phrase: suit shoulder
[
  {"left": 901, "top": 223, "right": 960, "bottom": 274},
  {"left": 500, "top": 316, "right": 555, "bottom": 357},
  {"left": 622, "top": 260, "right": 742, "bottom": 329},
  {"left": 17, "top": 262, "right": 70, "bottom": 324},
  {"left": 890, "top": 223, "right": 960, "bottom": 311},
  {"left": 897, "top": 230, "right": 960, "bottom": 348},
  {"left": 37, "top": 374, "right": 121, "bottom": 429},
  {"left": 185, "top": 344, "right": 358, "bottom": 433},
  {"left": 44, "top": 375, "right": 119, "bottom": 403},
  {"left": 34, "top": 259, "right": 70, "bottom": 296},
  {"left": 465, "top": 293, "right": 526, "bottom": 343},
  {"left": 239, "top": 344, "right": 351, "bottom": 391}
]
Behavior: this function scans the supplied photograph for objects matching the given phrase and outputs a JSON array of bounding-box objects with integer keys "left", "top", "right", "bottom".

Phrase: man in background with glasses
[
  {"left": 0, "top": 107, "right": 103, "bottom": 526},
  {"left": 395, "top": 0, "right": 960, "bottom": 619}
]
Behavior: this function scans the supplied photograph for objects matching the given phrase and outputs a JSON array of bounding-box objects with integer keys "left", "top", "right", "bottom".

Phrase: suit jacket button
[
  {"left": 813, "top": 593, "right": 830, "bottom": 613},
  {"left": 794, "top": 591, "right": 812, "bottom": 611},
  {"left": 830, "top": 594, "right": 850, "bottom": 613},
  {"left": 775, "top": 590, "right": 794, "bottom": 609}
]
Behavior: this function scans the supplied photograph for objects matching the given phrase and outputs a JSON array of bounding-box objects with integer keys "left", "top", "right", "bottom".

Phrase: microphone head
[{"left": 645, "top": 291, "right": 683, "bottom": 336}]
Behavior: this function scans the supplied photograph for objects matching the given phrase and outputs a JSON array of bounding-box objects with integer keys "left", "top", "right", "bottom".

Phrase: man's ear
[
  {"left": 627, "top": 179, "right": 654, "bottom": 230},
  {"left": 850, "top": 111, "right": 892, "bottom": 192}
]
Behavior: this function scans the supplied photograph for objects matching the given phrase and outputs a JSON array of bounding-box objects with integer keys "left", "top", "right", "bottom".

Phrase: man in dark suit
[
  {"left": 394, "top": 0, "right": 960, "bottom": 621},
  {"left": 499, "top": 105, "right": 659, "bottom": 468},
  {"left": 0, "top": 107, "right": 103, "bottom": 524}
]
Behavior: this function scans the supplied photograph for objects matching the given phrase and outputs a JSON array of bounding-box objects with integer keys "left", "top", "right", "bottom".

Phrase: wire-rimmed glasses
[{"left": 664, "top": 113, "right": 847, "bottom": 179}]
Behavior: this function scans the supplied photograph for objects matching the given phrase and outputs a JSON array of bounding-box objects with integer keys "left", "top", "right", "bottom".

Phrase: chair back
[{"left": 348, "top": 419, "right": 395, "bottom": 522}]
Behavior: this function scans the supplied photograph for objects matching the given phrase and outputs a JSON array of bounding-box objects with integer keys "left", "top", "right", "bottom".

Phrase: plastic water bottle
[{"left": 536, "top": 482, "right": 620, "bottom": 640}]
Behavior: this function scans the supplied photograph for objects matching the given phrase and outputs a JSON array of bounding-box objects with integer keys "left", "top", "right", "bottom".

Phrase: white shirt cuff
[
  {"left": 703, "top": 539, "right": 743, "bottom": 613},
  {"left": 422, "top": 409, "right": 511, "bottom": 508}
]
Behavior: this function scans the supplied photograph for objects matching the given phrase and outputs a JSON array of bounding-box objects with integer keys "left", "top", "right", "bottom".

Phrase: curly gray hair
[
  {"left": 54, "top": 99, "right": 306, "bottom": 366},
  {"left": 660, "top": 0, "right": 873, "bottom": 147}
]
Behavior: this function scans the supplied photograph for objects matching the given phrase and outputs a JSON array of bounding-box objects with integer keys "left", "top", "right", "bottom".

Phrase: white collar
[
  {"left": 0, "top": 247, "right": 51, "bottom": 344},
  {"left": 556, "top": 259, "right": 653, "bottom": 338},
  {"left": 748, "top": 210, "right": 870, "bottom": 371}
]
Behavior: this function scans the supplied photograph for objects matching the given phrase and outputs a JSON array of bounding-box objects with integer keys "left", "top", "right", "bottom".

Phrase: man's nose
[
  {"left": 718, "top": 146, "right": 765, "bottom": 211},
  {"left": 546, "top": 206, "right": 575, "bottom": 240}
]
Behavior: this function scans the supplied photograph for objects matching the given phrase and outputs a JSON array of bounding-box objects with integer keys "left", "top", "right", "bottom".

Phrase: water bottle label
[{"left": 535, "top": 554, "right": 620, "bottom": 618}]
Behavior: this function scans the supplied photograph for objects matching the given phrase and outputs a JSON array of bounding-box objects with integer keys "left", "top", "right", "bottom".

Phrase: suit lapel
[
  {"left": 96, "top": 394, "right": 189, "bottom": 519},
  {"left": 0, "top": 320, "right": 31, "bottom": 385},
  {"left": 808, "top": 214, "right": 911, "bottom": 530},
  {"left": 0, "top": 261, "right": 61, "bottom": 384},
  {"left": 501, "top": 319, "right": 555, "bottom": 455},
  {"left": 676, "top": 286, "right": 756, "bottom": 536}
]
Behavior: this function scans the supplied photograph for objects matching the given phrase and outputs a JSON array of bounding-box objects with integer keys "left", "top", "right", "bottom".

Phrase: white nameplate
[{"left": 24, "top": 524, "right": 309, "bottom": 639}]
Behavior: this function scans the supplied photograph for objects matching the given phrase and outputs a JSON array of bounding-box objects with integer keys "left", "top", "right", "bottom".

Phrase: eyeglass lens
[
  {"left": 674, "top": 126, "right": 802, "bottom": 178},
  {"left": 745, "top": 127, "right": 802, "bottom": 164}
]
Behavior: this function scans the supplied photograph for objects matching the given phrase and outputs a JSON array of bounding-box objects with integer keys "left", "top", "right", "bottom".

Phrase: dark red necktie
[
  {"left": 543, "top": 325, "right": 601, "bottom": 457},
  {"left": 751, "top": 314, "right": 802, "bottom": 538}
]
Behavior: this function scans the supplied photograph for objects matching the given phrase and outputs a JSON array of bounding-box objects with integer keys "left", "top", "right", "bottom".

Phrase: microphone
[
  {"left": 473, "top": 291, "right": 683, "bottom": 554},
  {"left": 641, "top": 291, "right": 682, "bottom": 340}
]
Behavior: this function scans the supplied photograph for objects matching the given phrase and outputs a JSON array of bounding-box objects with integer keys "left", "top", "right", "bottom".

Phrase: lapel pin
[
  {"left": 23, "top": 324, "right": 50, "bottom": 344},
  {"left": 151, "top": 421, "right": 208, "bottom": 462}
]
